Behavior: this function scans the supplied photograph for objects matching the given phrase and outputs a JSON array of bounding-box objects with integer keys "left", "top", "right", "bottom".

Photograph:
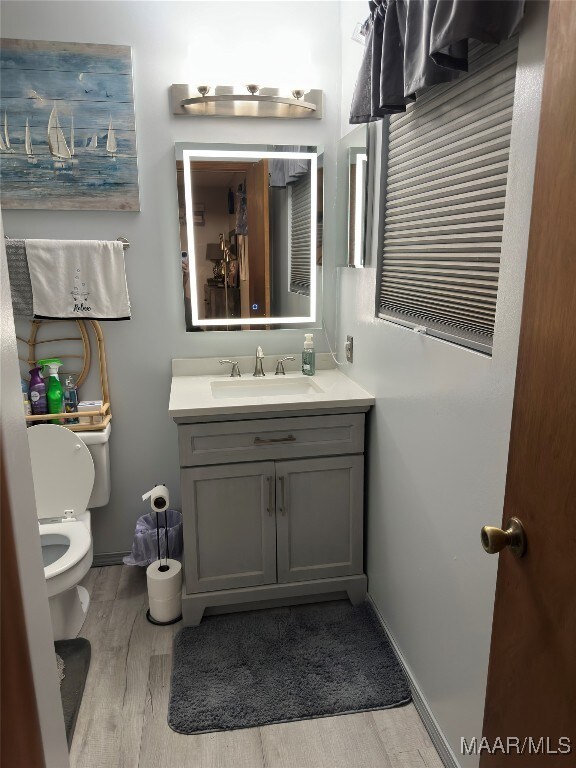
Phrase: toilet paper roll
[
  {"left": 148, "top": 594, "right": 182, "bottom": 624},
  {"left": 147, "top": 559, "right": 182, "bottom": 599},
  {"left": 146, "top": 559, "right": 182, "bottom": 622},
  {"left": 142, "top": 484, "right": 170, "bottom": 512}
]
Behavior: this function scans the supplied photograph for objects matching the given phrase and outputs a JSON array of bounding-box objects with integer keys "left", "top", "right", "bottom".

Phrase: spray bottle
[{"left": 38, "top": 358, "right": 64, "bottom": 424}]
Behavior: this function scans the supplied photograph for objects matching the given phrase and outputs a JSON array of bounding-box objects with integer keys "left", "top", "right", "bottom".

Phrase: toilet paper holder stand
[{"left": 142, "top": 484, "right": 183, "bottom": 626}]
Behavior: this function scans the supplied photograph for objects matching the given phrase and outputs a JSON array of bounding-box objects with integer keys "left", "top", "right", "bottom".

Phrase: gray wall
[
  {"left": 1, "top": 0, "right": 342, "bottom": 556},
  {"left": 336, "top": 3, "right": 548, "bottom": 766}
]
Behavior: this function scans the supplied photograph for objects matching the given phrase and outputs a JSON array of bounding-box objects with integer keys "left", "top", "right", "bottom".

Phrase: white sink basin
[{"left": 211, "top": 376, "right": 324, "bottom": 399}]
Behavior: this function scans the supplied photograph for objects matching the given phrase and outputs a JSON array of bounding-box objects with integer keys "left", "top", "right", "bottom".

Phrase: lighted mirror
[
  {"left": 348, "top": 148, "right": 368, "bottom": 267},
  {"left": 335, "top": 125, "right": 369, "bottom": 268},
  {"left": 175, "top": 143, "right": 322, "bottom": 331}
]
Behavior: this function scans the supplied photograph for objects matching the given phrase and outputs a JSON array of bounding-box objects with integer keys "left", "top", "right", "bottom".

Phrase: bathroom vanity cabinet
[{"left": 175, "top": 412, "right": 369, "bottom": 625}]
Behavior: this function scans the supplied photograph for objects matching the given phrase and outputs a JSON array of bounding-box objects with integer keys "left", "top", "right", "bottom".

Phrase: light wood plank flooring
[{"left": 70, "top": 565, "right": 442, "bottom": 768}]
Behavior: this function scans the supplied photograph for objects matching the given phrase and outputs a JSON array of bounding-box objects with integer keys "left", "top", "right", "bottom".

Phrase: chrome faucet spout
[{"left": 253, "top": 346, "right": 265, "bottom": 377}]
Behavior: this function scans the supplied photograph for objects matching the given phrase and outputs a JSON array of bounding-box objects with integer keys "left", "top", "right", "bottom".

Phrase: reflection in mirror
[
  {"left": 175, "top": 144, "right": 323, "bottom": 331},
  {"left": 349, "top": 148, "right": 367, "bottom": 267}
]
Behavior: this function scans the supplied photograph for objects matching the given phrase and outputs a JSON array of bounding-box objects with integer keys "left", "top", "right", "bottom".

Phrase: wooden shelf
[{"left": 19, "top": 319, "right": 112, "bottom": 433}]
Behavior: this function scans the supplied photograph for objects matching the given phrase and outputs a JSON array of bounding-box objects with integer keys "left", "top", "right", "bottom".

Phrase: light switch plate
[{"left": 345, "top": 335, "right": 354, "bottom": 363}]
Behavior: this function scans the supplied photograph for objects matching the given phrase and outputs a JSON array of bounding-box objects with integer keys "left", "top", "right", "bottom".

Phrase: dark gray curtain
[{"left": 350, "top": 0, "right": 525, "bottom": 124}]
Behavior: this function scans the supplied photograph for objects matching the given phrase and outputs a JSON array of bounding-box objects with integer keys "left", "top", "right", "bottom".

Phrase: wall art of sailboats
[
  {"left": 106, "top": 116, "right": 117, "bottom": 159},
  {"left": 25, "top": 118, "right": 37, "bottom": 164},
  {"left": 48, "top": 104, "right": 71, "bottom": 167},
  {"left": 86, "top": 129, "right": 98, "bottom": 150},
  {"left": 69, "top": 114, "right": 78, "bottom": 164},
  {"left": 0, "top": 111, "right": 15, "bottom": 153}
]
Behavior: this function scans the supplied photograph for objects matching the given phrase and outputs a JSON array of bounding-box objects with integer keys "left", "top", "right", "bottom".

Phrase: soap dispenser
[{"left": 302, "top": 333, "right": 315, "bottom": 376}]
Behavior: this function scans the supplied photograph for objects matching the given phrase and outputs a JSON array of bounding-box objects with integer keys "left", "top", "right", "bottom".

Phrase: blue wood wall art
[{"left": 0, "top": 38, "right": 139, "bottom": 210}]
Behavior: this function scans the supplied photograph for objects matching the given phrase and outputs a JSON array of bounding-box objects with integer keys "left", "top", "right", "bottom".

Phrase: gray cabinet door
[
  {"left": 182, "top": 461, "right": 276, "bottom": 593},
  {"left": 275, "top": 455, "right": 364, "bottom": 583}
]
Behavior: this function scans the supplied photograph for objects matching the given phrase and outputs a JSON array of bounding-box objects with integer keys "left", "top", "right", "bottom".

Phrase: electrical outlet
[{"left": 345, "top": 335, "right": 354, "bottom": 363}]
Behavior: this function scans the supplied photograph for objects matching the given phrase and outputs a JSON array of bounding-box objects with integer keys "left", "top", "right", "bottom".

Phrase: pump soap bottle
[{"left": 302, "top": 333, "right": 315, "bottom": 376}]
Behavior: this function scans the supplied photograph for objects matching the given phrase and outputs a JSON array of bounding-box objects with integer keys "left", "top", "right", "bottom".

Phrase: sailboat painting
[{"left": 0, "top": 38, "right": 139, "bottom": 210}]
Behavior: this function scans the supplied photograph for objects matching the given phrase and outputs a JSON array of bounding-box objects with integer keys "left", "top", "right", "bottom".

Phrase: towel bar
[{"left": 5, "top": 234, "right": 129, "bottom": 251}]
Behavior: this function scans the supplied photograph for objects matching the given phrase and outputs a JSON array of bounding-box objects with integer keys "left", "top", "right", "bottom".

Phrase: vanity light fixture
[{"left": 170, "top": 84, "right": 323, "bottom": 119}]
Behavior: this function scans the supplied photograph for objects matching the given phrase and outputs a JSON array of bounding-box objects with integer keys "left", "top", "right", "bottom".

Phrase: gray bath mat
[
  {"left": 169, "top": 601, "right": 411, "bottom": 734},
  {"left": 54, "top": 638, "right": 91, "bottom": 747}
]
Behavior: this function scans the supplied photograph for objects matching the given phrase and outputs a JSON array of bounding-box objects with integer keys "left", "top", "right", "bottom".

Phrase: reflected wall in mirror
[{"left": 176, "top": 144, "right": 323, "bottom": 331}]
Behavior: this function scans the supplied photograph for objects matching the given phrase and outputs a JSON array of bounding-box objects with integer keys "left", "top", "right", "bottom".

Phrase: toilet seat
[
  {"left": 40, "top": 519, "right": 92, "bottom": 580},
  {"left": 27, "top": 425, "right": 98, "bottom": 639},
  {"left": 28, "top": 424, "right": 95, "bottom": 519}
]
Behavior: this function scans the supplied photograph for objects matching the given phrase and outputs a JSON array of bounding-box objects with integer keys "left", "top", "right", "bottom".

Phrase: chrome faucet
[
  {"left": 275, "top": 356, "right": 295, "bottom": 375},
  {"left": 219, "top": 360, "right": 241, "bottom": 377},
  {"left": 253, "top": 346, "right": 265, "bottom": 377}
]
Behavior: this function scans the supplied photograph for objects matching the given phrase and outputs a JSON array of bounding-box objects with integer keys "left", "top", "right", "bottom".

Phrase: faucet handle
[
  {"left": 275, "top": 356, "right": 296, "bottom": 375},
  {"left": 219, "top": 360, "right": 241, "bottom": 377},
  {"left": 256, "top": 346, "right": 264, "bottom": 358}
]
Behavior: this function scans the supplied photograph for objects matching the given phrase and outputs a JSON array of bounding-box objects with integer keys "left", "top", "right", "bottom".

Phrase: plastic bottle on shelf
[
  {"left": 22, "top": 380, "right": 32, "bottom": 417},
  {"left": 38, "top": 358, "right": 65, "bottom": 424},
  {"left": 29, "top": 366, "right": 47, "bottom": 416},
  {"left": 64, "top": 375, "right": 80, "bottom": 424}
]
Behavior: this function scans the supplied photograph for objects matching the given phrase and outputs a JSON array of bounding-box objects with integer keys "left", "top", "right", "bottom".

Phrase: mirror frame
[{"left": 179, "top": 146, "right": 319, "bottom": 328}]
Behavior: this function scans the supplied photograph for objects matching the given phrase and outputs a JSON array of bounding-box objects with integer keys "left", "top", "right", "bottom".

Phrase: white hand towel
[{"left": 25, "top": 239, "right": 131, "bottom": 320}]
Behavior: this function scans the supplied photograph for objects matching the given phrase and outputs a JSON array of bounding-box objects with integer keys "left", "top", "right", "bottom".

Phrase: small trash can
[{"left": 123, "top": 509, "right": 183, "bottom": 567}]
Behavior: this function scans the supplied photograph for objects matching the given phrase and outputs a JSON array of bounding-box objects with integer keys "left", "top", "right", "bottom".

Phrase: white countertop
[{"left": 169, "top": 357, "right": 374, "bottom": 419}]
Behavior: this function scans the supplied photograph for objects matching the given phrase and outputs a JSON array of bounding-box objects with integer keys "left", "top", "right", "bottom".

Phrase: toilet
[{"left": 28, "top": 423, "right": 111, "bottom": 641}]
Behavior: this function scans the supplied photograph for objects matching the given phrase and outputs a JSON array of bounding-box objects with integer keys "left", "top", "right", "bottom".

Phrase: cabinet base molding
[{"left": 181, "top": 574, "right": 367, "bottom": 626}]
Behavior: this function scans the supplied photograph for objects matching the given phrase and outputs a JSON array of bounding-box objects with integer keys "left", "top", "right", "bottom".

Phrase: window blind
[
  {"left": 378, "top": 37, "right": 518, "bottom": 353},
  {"left": 289, "top": 172, "right": 312, "bottom": 295}
]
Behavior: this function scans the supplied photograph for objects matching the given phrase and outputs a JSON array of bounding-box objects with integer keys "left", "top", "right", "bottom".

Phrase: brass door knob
[{"left": 481, "top": 517, "right": 526, "bottom": 558}]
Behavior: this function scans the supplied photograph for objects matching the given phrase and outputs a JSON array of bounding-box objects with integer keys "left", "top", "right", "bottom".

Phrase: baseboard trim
[
  {"left": 92, "top": 551, "right": 129, "bottom": 567},
  {"left": 367, "top": 595, "right": 461, "bottom": 768}
]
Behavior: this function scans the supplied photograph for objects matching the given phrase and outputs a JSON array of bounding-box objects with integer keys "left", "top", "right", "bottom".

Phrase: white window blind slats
[
  {"left": 386, "top": 161, "right": 509, "bottom": 206},
  {"left": 388, "top": 195, "right": 506, "bottom": 229},
  {"left": 387, "top": 210, "right": 504, "bottom": 231},
  {"left": 378, "top": 39, "right": 518, "bottom": 352},
  {"left": 289, "top": 172, "right": 312, "bottom": 295},
  {"left": 381, "top": 289, "right": 497, "bottom": 318},
  {"left": 387, "top": 144, "right": 511, "bottom": 195},
  {"left": 386, "top": 177, "right": 508, "bottom": 215},
  {"left": 388, "top": 96, "right": 514, "bottom": 163},
  {"left": 379, "top": 39, "right": 517, "bottom": 352},
  {"left": 381, "top": 293, "right": 496, "bottom": 325},
  {"left": 389, "top": 115, "right": 513, "bottom": 178}
]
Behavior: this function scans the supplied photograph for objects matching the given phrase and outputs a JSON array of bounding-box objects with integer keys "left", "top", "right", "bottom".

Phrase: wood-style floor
[{"left": 71, "top": 565, "right": 443, "bottom": 768}]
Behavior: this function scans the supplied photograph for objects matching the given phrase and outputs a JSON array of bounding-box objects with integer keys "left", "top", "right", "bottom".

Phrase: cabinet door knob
[{"left": 279, "top": 476, "right": 286, "bottom": 515}]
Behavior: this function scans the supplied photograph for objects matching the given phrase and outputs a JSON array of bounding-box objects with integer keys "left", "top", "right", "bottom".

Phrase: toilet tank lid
[{"left": 74, "top": 422, "right": 111, "bottom": 445}]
